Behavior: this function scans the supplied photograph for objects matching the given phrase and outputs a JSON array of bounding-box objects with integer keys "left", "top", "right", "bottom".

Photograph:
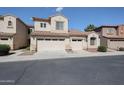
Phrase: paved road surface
[{"left": 0, "top": 55, "right": 124, "bottom": 85}]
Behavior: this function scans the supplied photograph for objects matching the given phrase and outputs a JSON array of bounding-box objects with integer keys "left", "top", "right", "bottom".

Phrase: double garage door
[
  {"left": 37, "top": 38, "right": 83, "bottom": 52},
  {"left": 37, "top": 38, "right": 65, "bottom": 51}
]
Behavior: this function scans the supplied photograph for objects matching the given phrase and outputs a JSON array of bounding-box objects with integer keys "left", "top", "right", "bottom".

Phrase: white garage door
[
  {"left": 109, "top": 39, "right": 124, "bottom": 49},
  {"left": 37, "top": 39, "right": 65, "bottom": 52},
  {"left": 71, "top": 39, "right": 83, "bottom": 50}
]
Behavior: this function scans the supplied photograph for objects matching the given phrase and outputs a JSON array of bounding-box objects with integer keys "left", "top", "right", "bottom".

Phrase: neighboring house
[
  {"left": 30, "top": 14, "right": 100, "bottom": 52},
  {"left": 0, "top": 14, "right": 29, "bottom": 50},
  {"left": 95, "top": 25, "right": 124, "bottom": 50}
]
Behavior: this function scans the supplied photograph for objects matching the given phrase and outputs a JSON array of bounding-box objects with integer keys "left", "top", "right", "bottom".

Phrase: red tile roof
[
  {"left": 0, "top": 32, "right": 15, "bottom": 37},
  {"left": 32, "top": 17, "right": 51, "bottom": 24},
  {"left": 103, "top": 35, "right": 124, "bottom": 39},
  {"left": 31, "top": 30, "right": 95, "bottom": 37},
  {"left": 31, "top": 31, "right": 69, "bottom": 37},
  {"left": 27, "top": 25, "right": 34, "bottom": 28},
  {"left": 69, "top": 29, "right": 94, "bottom": 36}
]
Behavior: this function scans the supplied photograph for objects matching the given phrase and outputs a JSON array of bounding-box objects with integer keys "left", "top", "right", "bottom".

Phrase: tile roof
[
  {"left": 27, "top": 25, "right": 34, "bottom": 28},
  {"left": 31, "top": 30, "right": 96, "bottom": 37},
  {"left": 69, "top": 29, "right": 94, "bottom": 36},
  {"left": 103, "top": 35, "right": 124, "bottom": 39},
  {"left": 32, "top": 17, "right": 51, "bottom": 24},
  {"left": 0, "top": 32, "right": 15, "bottom": 37},
  {"left": 31, "top": 31, "right": 69, "bottom": 37}
]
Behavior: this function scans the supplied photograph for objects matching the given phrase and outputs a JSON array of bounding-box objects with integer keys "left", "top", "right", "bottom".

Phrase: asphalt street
[{"left": 0, "top": 55, "right": 124, "bottom": 85}]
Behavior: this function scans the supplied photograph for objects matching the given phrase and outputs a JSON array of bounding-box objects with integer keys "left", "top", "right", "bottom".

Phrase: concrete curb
[{"left": 0, "top": 51, "right": 124, "bottom": 63}]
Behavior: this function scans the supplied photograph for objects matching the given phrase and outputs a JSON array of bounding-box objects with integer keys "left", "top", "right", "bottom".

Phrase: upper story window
[
  {"left": 56, "top": 21, "right": 64, "bottom": 30},
  {"left": 40, "top": 23, "right": 46, "bottom": 28},
  {"left": 107, "top": 29, "right": 113, "bottom": 34},
  {"left": 8, "top": 21, "right": 12, "bottom": 26}
]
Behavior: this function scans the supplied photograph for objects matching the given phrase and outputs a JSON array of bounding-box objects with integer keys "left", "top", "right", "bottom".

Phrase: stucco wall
[
  {"left": 14, "top": 19, "right": 28, "bottom": 49},
  {"left": 100, "top": 37, "right": 108, "bottom": 47},
  {"left": 34, "top": 15, "right": 68, "bottom": 33},
  {"left": 0, "top": 16, "right": 16, "bottom": 33},
  {"left": 102, "top": 27, "right": 117, "bottom": 36},
  {"left": 50, "top": 15, "right": 68, "bottom": 33},
  {"left": 30, "top": 37, "right": 37, "bottom": 51},
  {"left": 34, "top": 21, "right": 51, "bottom": 31},
  {"left": 117, "top": 25, "right": 124, "bottom": 36},
  {"left": 0, "top": 20, "right": 4, "bottom": 32}
]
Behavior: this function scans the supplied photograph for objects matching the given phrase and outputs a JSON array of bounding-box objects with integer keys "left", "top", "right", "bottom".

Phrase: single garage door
[
  {"left": 37, "top": 38, "right": 65, "bottom": 52},
  {"left": 71, "top": 39, "right": 83, "bottom": 50},
  {"left": 109, "top": 39, "right": 124, "bottom": 49}
]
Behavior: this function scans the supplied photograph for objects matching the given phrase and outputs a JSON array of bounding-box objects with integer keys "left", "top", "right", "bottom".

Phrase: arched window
[
  {"left": 90, "top": 37, "right": 96, "bottom": 45},
  {"left": 8, "top": 21, "right": 12, "bottom": 26}
]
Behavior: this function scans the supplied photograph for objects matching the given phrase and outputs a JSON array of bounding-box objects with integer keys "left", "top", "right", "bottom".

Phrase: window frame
[
  {"left": 8, "top": 20, "right": 13, "bottom": 27},
  {"left": 40, "top": 22, "right": 46, "bottom": 28},
  {"left": 56, "top": 21, "right": 64, "bottom": 30},
  {"left": 107, "top": 29, "right": 113, "bottom": 33},
  {"left": 1, "top": 38, "right": 9, "bottom": 40}
]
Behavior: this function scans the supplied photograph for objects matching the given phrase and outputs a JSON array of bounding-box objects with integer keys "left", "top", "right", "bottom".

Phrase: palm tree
[{"left": 84, "top": 24, "right": 97, "bottom": 32}]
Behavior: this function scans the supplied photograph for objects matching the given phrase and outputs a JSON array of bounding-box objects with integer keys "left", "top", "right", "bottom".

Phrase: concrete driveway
[{"left": 0, "top": 55, "right": 124, "bottom": 85}]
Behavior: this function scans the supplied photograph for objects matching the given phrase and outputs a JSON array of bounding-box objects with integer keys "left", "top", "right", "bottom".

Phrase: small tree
[
  {"left": 97, "top": 46, "right": 107, "bottom": 52},
  {"left": 0, "top": 44, "right": 10, "bottom": 56},
  {"left": 84, "top": 24, "right": 97, "bottom": 32}
]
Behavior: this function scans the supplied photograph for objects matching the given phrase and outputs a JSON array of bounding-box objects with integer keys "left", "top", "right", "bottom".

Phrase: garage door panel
[
  {"left": 37, "top": 39, "right": 65, "bottom": 51},
  {"left": 71, "top": 40, "right": 83, "bottom": 50},
  {"left": 109, "top": 40, "right": 124, "bottom": 49}
]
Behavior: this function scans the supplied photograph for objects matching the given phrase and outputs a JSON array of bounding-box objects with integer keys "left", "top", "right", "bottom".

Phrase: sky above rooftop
[{"left": 0, "top": 7, "right": 124, "bottom": 31}]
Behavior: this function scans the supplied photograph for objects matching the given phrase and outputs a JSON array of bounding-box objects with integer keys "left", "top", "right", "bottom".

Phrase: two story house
[
  {"left": 30, "top": 14, "right": 100, "bottom": 52},
  {"left": 0, "top": 14, "right": 29, "bottom": 50},
  {"left": 95, "top": 25, "right": 124, "bottom": 50}
]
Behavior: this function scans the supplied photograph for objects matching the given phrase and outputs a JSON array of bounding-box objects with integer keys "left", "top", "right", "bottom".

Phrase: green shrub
[
  {"left": 97, "top": 46, "right": 107, "bottom": 52},
  {"left": 0, "top": 44, "right": 10, "bottom": 56},
  {"left": 119, "top": 47, "right": 124, "bottom": 51}
]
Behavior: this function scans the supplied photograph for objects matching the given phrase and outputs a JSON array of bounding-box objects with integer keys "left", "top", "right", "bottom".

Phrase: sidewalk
[{"left": 0, "top": 50, "right": 124, "bottom": 63}]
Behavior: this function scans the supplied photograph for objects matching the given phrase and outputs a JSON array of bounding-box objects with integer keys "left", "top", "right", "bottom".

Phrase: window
[
  {"left": 40, "top": 23, "right": 43, "bottom": 27},
  {"left": 59, "top": 39, "right": 65, "bottom": 41},
  {"left": 108, "top": 29, "right": 113, "bottom": 33},
  {"left": 37, "top": 38, "right": 44, "bottom": 40},
  {"left": 72, "top": 39, "right": 77, "bottom": 41},
  {"left": 56, "top": 21, "right": 64, "bottom": 30},
  {"left": 90, "top": 37, "right": 96, "bottom": 45},
  {"left": 78, "top": 39, "right": 82, "bottom": 41},
  {"left": 44, "top": 23, "right": 46, "bottom": 28},
  {"left": 52, "top": 39, "right": 57, "bottom": 41},
  {"left": 8, "top": 21, "right": 12, "bottom": 26},
  {"left": 45, "top": 39, "right": 51, "bottom": 41},
  {"left": 40, "top": 23, "right": 46, "bottom": 28},
  {"left": 110, "top": 39, "right": 124, "bottom": 41},
  {"left": 1, "top": 38, "right": 8, "bottom": 40}
]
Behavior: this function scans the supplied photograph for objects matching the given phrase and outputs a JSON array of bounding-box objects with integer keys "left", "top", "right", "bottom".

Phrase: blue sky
[{"left": 0, "top": 7, "right": 124, "bottom": 31}]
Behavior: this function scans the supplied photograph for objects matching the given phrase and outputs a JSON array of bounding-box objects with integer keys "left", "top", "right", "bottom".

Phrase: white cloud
[{"left": 56, "top": 7, "right": 63, "bottom": 12}]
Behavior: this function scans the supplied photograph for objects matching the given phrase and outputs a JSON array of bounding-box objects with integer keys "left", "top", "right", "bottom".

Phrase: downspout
[{"left": 87, "top": 36, "right": 88, "bottom": 50}]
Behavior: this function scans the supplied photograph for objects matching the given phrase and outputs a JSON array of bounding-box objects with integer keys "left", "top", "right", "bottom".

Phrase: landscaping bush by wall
[
  {"left": 119, "top": 47, "right": 124, "bottom": 51},
  {"left": 0, "top": 44, "right": 10, "bottom": 56},
  {"left": 97, "top": 46, "right": 107, "bottom": 52}
]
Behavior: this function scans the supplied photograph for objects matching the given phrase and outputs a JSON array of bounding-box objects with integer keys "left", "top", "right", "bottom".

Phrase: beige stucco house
[
  {"left": 95, "top": 25, "right": 124, "bottom": 50},
  {"left": 30, "top": 14, "right": 100, "bottom": 52},
  {"left": 0, "top": 14, "right": 29, "bottom": 50}
]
